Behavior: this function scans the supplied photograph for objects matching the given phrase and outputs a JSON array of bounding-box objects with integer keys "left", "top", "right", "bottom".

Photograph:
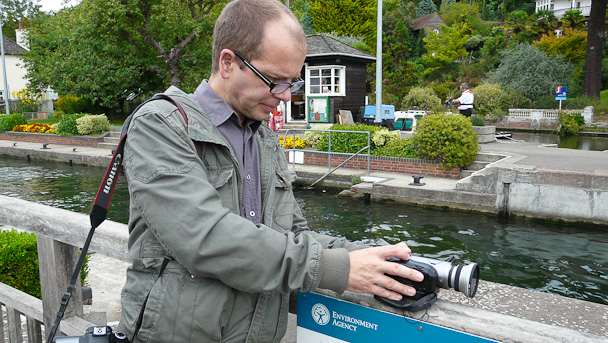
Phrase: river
[{"left": 1, "top": 155, "right": 606, "bottom": 306}]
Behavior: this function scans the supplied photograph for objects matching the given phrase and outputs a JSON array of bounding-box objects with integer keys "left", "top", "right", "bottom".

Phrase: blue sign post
[
  {"left": 297, "top": 292, "right": 497, "bottom": 343},
  {"left": 556, "top": 86, "right": 567, "bottom": 109}
]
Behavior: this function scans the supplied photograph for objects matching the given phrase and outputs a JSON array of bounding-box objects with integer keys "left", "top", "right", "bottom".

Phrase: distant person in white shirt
[{"left": 453, "top": 83, "right": 474, "bottom": 117}]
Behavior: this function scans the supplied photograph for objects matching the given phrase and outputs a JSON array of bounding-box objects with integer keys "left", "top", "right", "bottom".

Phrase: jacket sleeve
[{"left": 124, "top": 107, "right": 345, "bottom": 294}]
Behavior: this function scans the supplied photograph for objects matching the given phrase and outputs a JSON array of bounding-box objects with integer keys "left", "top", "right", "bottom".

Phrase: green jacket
[{"left": 120, "top": 86, "right": 356, "bottom": 342}]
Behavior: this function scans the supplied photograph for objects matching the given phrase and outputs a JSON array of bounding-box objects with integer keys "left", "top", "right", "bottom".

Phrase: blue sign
[
  {"left": 556, "top": 86, "right": 567, "bottom": 100},
  {"left": 297, "top": 292, "right": 497, "bottom": 343}
]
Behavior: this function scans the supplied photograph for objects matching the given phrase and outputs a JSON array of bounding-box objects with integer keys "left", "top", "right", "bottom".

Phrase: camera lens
[{"left": 451, "top": 262, "right": 479, "bottom": 298}]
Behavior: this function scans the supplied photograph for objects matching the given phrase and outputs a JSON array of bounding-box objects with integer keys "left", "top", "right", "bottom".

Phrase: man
[
  {"left": 453, "top": 83, "right": 474, "bottom": 117},
  {"left": 119, "top": 0, "right": 423, "bottom": 342}
]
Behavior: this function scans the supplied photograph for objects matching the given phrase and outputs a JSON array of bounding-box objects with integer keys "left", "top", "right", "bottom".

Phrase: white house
[
  {"left": 0, "top": 34, "right": 28, "bottom": 104},
  {"left": 535, "top": 0, "right": 592, "bottom": 18},
  {"left": 1, "top": 23, "right": 56, "bottom": 113}
]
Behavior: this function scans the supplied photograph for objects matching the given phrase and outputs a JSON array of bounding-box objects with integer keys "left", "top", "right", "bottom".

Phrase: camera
[
  {"left": 375, "top": 256, "right": 480, "bottom": 311},
  {"left": 53, "top": 326, "right": 129, "bottom": 343}
]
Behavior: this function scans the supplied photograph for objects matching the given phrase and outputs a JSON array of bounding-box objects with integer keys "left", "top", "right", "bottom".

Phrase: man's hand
[{"left": 347, "top": 242, "right": 423, "bottom": 301}]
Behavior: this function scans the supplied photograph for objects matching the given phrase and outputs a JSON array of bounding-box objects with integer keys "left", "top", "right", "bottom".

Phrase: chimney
[{"left": 15, "top": 21, "right": 29, "bottom": 51}]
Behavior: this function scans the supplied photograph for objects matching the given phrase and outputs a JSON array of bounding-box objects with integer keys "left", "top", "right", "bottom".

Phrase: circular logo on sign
[{"left": 311, "top": 303, "right": 330, "bottom": 325}]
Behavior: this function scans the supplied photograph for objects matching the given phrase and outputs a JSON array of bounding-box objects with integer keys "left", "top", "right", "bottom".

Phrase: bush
[
  {"left": 488, "top": 43, "right": 573, "bottom": 101},
  {"left": 55, "top": 96, "right": 89, "bottom": 115},
  {"left": 471, "top": 83, "right": 511, "bottom": 114},
  {"left": 401, "top": 87, "right": 441, "bottom": 110},
  {"left": 316, "top": 124, "right": 385, "bottom": 154},
  {"left": 373, "top": 137, "right": 419, "bottom": 158},
  {"left": 76, "top": 114, "right": 111, "bottom": 135},
  {"left": 371, "top": 129, "right": 401, "bottom": 146},
  {"left": 56, "top": 113, "right": 86, "bottom": 136},
  {"left": 0, "top": 229, "right": 89, "bottom": 298},
  {"left": 557, "top": 112, "right": 585, "bottom": 135},
  {"left": 412, "top": 113, "right": 480, "bottom": 167},
  {"left": 0, "top": 113, "right": 27, "bottom": 132},
  {"left": 471, "top": 116, "right": 485, "bottom": 126},
  {"left": 305, "top": 124, "right": 332, "bottom": 149}
]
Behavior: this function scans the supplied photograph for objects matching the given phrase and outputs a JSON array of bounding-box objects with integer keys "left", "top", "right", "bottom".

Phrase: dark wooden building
[{"left": 285, "top": 34, "right": 376, "bottom": 125}]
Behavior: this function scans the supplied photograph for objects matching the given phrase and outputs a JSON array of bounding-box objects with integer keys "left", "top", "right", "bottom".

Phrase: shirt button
[
  {"left": 249, "top": 211, "right": 256, "bottom": 217},
  {"left": 190, "top": 274, "right": 196, "bottom": 279},
  {"left": 246, "top": 175, "right": 251, "bottom": 180}
]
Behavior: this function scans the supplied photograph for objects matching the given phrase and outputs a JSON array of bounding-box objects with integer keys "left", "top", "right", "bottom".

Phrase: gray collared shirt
[{"left": 191, "top": 81, "right": 262, "bottom": 224}]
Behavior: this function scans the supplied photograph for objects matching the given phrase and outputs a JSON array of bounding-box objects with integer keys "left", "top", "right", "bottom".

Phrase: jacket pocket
[
  {"left": 206, "top": 167, "right": 237, "bottom": 213},
  {"left": 272, "top": 168, "right": 296, "bottom": 231}
]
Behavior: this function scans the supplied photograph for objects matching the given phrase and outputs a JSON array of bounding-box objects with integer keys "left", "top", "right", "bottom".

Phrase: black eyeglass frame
[{"left": 232, "top": 50, "right": 304, "bottom": 94}]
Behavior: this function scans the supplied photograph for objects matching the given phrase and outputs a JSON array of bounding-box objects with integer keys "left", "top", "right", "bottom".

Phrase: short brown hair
[{"left": 211, "top": 0, "right": 306, "bottom": 74}]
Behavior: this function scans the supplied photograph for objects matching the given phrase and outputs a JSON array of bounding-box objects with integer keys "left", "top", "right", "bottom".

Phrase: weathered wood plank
[
  {"left": 0, "top": 195, "right": 129, "bottom": 262},
  {"left": 26, "top": 317, "right": 42, "bottom": 343},
  {"left": 37, "top": 235, "right": 84, "bottom": 336},
  {"left": 6, "top": 306, "right": 22, "bottom": 343}
]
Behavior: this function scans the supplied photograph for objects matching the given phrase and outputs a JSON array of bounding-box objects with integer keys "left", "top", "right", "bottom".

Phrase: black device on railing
[
  {"left": 375, "top": 256, "right": 480, "bottom": 312},
  {"left": 52, "top": 326, "right": 128, "bottom": 343}
]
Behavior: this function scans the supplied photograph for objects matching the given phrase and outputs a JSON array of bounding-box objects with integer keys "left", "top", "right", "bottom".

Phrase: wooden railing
[
  {"left": 0, "top": 195, "right": 606, "bottom": 342},
  {"left": 0, "top": 195, "right": 129, "bottom": 342}
]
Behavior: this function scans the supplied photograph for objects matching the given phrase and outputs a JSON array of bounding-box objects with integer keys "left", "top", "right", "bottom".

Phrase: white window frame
[{"left": 305, "top": 65, "right": 346, "bottom": 96}]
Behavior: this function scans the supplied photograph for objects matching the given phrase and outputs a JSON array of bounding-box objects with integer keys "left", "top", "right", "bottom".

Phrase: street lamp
[
  {"left": 375, "top": 0, "right": 382, "bottom": 124},
  {"left": 0, "top": 9, "right": 10, "bottom": 114}
]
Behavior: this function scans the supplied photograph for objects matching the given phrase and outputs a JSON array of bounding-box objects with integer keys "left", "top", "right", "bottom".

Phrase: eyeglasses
[{"left": 232, "top": 50, "right": 304, "bottom": 94}]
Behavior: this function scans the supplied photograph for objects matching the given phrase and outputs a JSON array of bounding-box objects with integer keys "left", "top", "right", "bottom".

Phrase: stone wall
[{"left": 289, "top": 151, "right": 461, "bottom": 179}]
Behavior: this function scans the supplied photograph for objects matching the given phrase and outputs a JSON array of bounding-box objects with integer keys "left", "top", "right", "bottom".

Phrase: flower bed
[{"left": 0, "top": 131, "right": 106, "bottom": 147}]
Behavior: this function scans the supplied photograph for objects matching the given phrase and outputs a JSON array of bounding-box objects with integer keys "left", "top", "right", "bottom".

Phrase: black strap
[{"left": 47, "top": 94, "right": 189, "bottom": 343}]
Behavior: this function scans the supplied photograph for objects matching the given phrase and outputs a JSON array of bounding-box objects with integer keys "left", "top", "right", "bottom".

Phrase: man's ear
[{"left": 218, "top": 49, "right": 237, "bottom": 79}]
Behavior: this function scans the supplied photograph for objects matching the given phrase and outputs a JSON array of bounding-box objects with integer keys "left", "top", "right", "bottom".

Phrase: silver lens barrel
[{"left": 410, "top": 255, "right": 480, "bottom": 298}]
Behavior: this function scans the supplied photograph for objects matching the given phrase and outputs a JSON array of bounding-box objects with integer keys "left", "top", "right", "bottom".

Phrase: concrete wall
[{"left": 457, "top": 165, "right": 608, "bottom": 224}]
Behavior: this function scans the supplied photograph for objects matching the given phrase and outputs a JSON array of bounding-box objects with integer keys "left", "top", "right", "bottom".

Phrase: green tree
[
  {"left": 534, "top": 28, "right": 587, "bottom": 66},
  {"left": 300, "top": 1, "right": 315, "bottom": 34},
  {"left": 488, "top": 43, "right": 573, "bottom": 100},
  {"left": 583, "top": 0, "right": 608, "bottom": 99},
  {"left": 422, "top": 22, "right": 470, "bottom": 76},
  {"left": 530, "top": 9, "right": 558, "bottom": 39},
  {"left": 416, "top": 0, "right": 437, "bottom": 18},
  {"left": 0, "top": 0, "right": 41, "bottom": 41},
  {"left": 505, "top": 10, "right": 533, "bottom": 41},
  {"left": 309, "top": 0, "right": 377, "bottom": 49},
  {"left": 560, "top": 9, "right": 586, "bottom": 30},
  {"left": 22, "top": 0, "right": 224, "bottom": 114}
]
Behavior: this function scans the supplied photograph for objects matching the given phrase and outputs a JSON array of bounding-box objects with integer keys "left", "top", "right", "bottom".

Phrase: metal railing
[{"left": 281, "top": 129, "right": 371, "bottom": 185}]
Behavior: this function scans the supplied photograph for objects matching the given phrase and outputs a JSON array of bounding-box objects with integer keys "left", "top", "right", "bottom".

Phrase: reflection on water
[
  {"left": 512, "top": 132, "right": 608, "bottom": 151},
  {"left": 1, "top": 155, "right": 607, "bottom": 305}
]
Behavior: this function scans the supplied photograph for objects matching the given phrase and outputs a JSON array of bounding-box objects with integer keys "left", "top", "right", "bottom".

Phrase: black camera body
[
  {"left": 384, "top": 257, "right": 440, "bottom": 300},
  {"left": 53, "top": 326, "right": 129, "bottom": 343},
  {"left": 375, "top": 255, "right": 480, "bottom": 311}
]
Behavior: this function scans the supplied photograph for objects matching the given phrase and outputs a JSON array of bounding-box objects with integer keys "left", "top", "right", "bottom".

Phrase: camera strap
[
  {"left": 47, "top": 94, "right": 190, "bottom": 343},
  {"left": 374, "top": 291, "right": 437, "bottom": 312}
]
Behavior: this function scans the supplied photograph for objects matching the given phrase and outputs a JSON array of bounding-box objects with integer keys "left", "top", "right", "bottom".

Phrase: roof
[
  {"left": 1, "top": 35, "right": 26, "bottom": 55},
  {"left": 306, "top": 34, "right": 376, "bottom": 62},
  {"left": 413, "top": 12, "right": 444, "bottom": 31}
]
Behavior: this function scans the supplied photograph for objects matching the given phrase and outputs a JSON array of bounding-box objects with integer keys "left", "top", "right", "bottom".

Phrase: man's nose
[{"left": 273, "top": 88, "right": 292, "bottom": 103}]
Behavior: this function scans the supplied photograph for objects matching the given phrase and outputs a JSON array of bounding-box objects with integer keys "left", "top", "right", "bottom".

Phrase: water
[
  {"left": 512, "top": 132, "right": 608, "bottom": 151},
  {"left": 1, "top": 155, "right": 607, "bottom": 306}
]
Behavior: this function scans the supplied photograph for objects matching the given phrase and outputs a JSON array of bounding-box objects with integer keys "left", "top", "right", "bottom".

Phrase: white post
[
  {"left": 374, "top": 0, "right": 382, "bottom": 124},
  {"left": 0, "top": 17, "right": 10, "bottom": 114}
]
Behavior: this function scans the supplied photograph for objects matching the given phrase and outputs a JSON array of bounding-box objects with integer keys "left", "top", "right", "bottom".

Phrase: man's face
[{"left": 226, "top": 20, "right": 306, "bottom": 123}]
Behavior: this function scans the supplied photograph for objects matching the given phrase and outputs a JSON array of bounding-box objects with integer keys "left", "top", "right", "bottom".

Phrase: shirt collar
[{"left": 191, "top": 80, "right": 263, "bottom": 132}]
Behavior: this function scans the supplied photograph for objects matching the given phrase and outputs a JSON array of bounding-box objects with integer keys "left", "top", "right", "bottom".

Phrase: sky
[{"left": 40, "top": 0, "right": 79, "bottom": 13}]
